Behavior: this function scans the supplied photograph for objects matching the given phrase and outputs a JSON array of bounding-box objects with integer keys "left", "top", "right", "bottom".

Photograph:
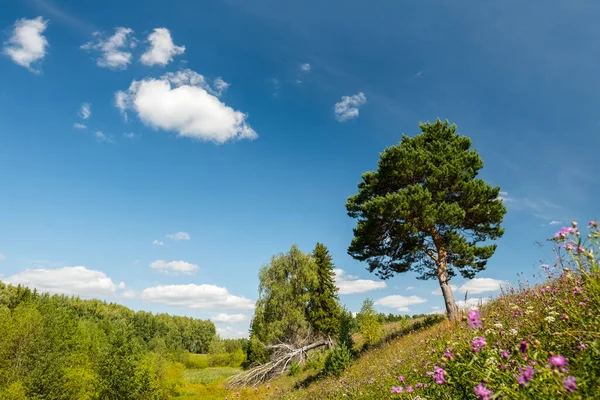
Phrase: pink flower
[
  {"left": 563, "top": 376, "right": 577, "bottom": 392},
  {"left": 432, "top": 366, "right": 446, "bottom": 384},
  {"left": 468, "top": 309, "right": 482, "bottom": 329},
  {"left": 391, "top": 386, "right": 403, "bottom": 394},
  {"left": 516, "top": 366, "right": 535, "bottom": 386},
  {"left": 473, "top": 383, "right": 494, "bottom": 400},
  {"left": 471, "top": 337, "right": 486, "bottom": 352},
  {"left": 549, "top": 355, "right": 567, "bottom": 367},
  {"left": 501, "top": 350, "right": 510, "bottom": 359},
  {"left": 406, "top": 386, "right": 414, "bottom": 393},
  {"left": 398, "top": 376, "right": 405, "bottom": 383},
  {"left": 519, "top": 341, "right": 529, "bottom": 353}
]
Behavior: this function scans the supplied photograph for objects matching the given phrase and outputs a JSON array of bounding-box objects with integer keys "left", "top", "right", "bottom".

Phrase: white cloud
[
  {"left": 166, "top": 231, "right": 190, "bottom": 241},
  {"left": 217, "top": 326, "right": 248, "bottom": 339},
  {"left": 150, "top": 260, "right": 198, "bottom": 275},
  {"left": 5, "top": 266, "right": 123, "bottom": 297},
  {"left": 211, "top": 313, "right": 248, "bottom": 323},
  {"left": 3, "top": 17, "right": 49, "bottom": 73},
  {"left": 333, "top": 268, "right": 386, "bottom": 294},
  {"left": 123, "top": 132, "right": 139, "bottom": 139},
  {"left": 300, "top": 63, "right": 311, "bottom": 72},
  {"left": 431, "top": 306, "right": 441, "bottom": 310},
  {"left": 81, "top": 27, "right": 136, "bottom": 70},
  {"left": 79, "top": 103, "right": 91, "bottom": 119},
  {"left": 95, "top": 131, "right": 113, "bottom": 143},
  {"left": 0, "top": 253, "right": 5, "bottom": 261},
  {"left": 122, "top": 289, "right": 137, "bottom": 298},
  {"left": 152, "top": 239, "right": 164, "bottom": 246},
  {"left": 456, "top": 297, "right": 491, "bottom": 310},
  {"left": 140, "top": 28, "right": 185, "bottom": 67},
  {"left": 375, "top": 295, "right": 428, "bottom": 312},
  {"left": 213, "top": 77, "right": 230, "bottom": 96},
  {"left": 73, "top": 123, "right": 87, "bottom": 130},
  {"left": 334, "top": 92, "right": 367, "bottom": 122},
  {"left": 406, "top": 286, "right": 415, "bottom": 291},
  {"left": 115, "top": 69, "right": 257, "bottom": 143},
  {"left": 432, "top": 284, "right": 458, "bottom": 295},
  {"left": 549, "top": 220, "right": 562, "bottom": 225},
  {"left": 140, "top": 284, "right": 255, "bottom": 310},
  {"left": 457, "top": 278, "right": 507, "bottom": 294}
]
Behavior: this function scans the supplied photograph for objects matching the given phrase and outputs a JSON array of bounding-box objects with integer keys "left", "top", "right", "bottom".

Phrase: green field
[{"left": 182, "top": 367, "right": 242, "bottom": 385}]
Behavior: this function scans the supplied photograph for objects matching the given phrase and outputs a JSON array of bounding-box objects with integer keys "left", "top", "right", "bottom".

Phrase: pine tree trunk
[{"left": 437, "top": 255, "right": 458, "bottom": 321}]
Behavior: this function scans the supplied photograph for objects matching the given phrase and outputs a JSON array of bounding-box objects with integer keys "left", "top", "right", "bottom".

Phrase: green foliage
[
  {"left": 0, "top": 281, "right": 218, "bottom": 399},
  {"left": 324, "top": 343, "right": 352, "bottom": 377},
  {"left": 251, "top": 244, "right": 318, "bottom": 345},
  {"left": 245, "top": 336, "right": 269, "bottom": 366},
  {"left": 308, "top": 243, "right": 341, "bottom": 338},
  {"left": 303, "top": 350, "right": 326, "bottom": 372},
  {"left": 346, "top": 119, "right": 507, "bottom": 317},
  {"left": 287, "top": 361, "right": 301, "bottom": 376},
  {"left": 337, "top": 307, "right": 355, "bottom": 350},
  {"left": 356, "top": 299, "right": 382, "bottom": 347},
  {"left": 182, "top": 367, "right": 241, "bottom": 385}
]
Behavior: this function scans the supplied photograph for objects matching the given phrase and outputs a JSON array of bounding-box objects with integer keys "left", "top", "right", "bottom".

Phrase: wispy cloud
[
  {"left": 498, "top": 191, "right": 564, "bottom": 221},
  {"left": 334, "top": 92, "right": 367, "bottom": 122},
  {"left": 300, "top": 62, "right": 311, "bottom": 72},
  {"left": 375, "top": 294, "right": 427, "bottom": 312},
  {"left": 30, "top": 0, "right": 96, "bottom": 32},
  {"left": 150, "top": 260, "right": 198, "bottom": 275},
  {"left": 152, "top": 239, "right": 164, "bottom": 246},
  {"left": 166, "top": 232, "right": 190, "bottom": 241},
  {"left": 3, "top": 17, "right": 49, "bottom": 73},
  {"left": 73, "top": 123, "right": 87, "bottom": 130},
  {"left": 95, "top": 131, "right": 113, "bottom": 143},
  {"left": 333, "top": 268, "right": 386, "bottom": 294},
  {"left": 78, "top": 103, "right": 91, "bottom": 119},
  {"left": 81, "top": 27, "right": 136, "bottom": 70}
]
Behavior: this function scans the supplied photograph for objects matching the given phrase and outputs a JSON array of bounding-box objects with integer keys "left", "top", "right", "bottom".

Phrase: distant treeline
[{"left": 0, "top": 281, "right": 216, "bottom": 399}]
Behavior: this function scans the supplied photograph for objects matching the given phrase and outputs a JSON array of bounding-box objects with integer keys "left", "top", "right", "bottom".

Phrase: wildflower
[
  {"left": 517, "top": 366, "right": 535, "bottom": 386},
  {"left": 519, "top": 341, "right": 529, "bottom": 354},
  {"left": 508, "top": 328, "right": 518, "bottom": 336},
  {"left": 484, "top": 328, "right": 495, "bottom": 335},
  {"left": 544, "top": 316, "right": 556, "bottom": 323},
  {"left": 577, "top": 246, "right": 585, "bottom": 253},
  {"left": 563, "top": 376, "right": 577, "bottom": 392},
  {"left": 578, "top": 301, "right": 586, "bottom": 306},
  {"left": 432, "top": 365, "right": 446, "bottom": 384},
  {"left": 501, "top": 350, "right": 510, "bottom": 359},
  {"left": 415, "top": 382, "right": 423, "bottom": 388},
  {"left": 549, "top": 355, "right": 567, "bottom": 367},
  {"left": 468, "top": 309, "right": 483, "bottom": 329},
  {"left": 493, "top": 323, "right": 503, "bottom": 329},
  {"left": 391, "top": 386, "right": 403, "bottom": 394},
  {"left": 406, "top": 386, "right": 414, "bottom": 393},
  {"left": 444, "top": 348, "right": 454, "bottom": 360},
  {"left": 473, "top": 382, "right": 494, "bottom": 400},
  {"left": 471, "top": 336, "right": 486, "bottom": 352},
  {"left": 589, "top": 221, "right": 598, "bottom": 228},
  {"left": 578, "top": 343, "right": 587, "bottom": 350},
  {"left": 398, "top": 376, "right": 405, "bottom": 383}
]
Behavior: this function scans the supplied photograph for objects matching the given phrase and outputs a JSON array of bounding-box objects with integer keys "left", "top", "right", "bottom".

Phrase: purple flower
[
  {"left": 473, "top": 383, "right": 494, "bottom": 400},
  {"left": 468, "top": 309, "right": 483, "bottom": 329},
  {"left": 398, "top": 376, "right": 405, "bottom": 383},
  {"left": 432, "top": 365, "right": 447, "bottom": 384},
  {"left": 516, "top": 366, "right": 535, "bottom": 386},
  {"left": 391, "top": 386, "right": 403, "bottom": 394},
  {"left": 471, "top": 336, "right": 486, "bottom": 352},
  {"left": 549, "top": 355, "right": 567, "bottom": 367},
  {"left": 501, "top": 350, "right": 510, "bottom": 359},
  {"left": 519, "top": 341, "right": 529, "bottom": 353},
  {"left": 578, "top": 343, "right": 587, "bottom": 350},
  {"left": 415, "top": 382, "right": 423, "bottom": 388},
  {"left": 406, "top": 386, "right": 414, "bottom": 393},
  {"left": 563, "top": 376, "right": 577, "bottom": 392},
  {"left": 444, "top": 348, "right": 454, "bottom": 359}
]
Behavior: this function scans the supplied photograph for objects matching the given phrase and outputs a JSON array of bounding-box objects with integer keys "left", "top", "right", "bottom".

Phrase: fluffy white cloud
[
  {"left": 3, "top": 17, "right": 48, "bottom": 72},
  {"left": 406, "top": 286, "right": 415, "bottom": 291},
  {"left": 115, "top": 69, "right": 257, "bottom": 143},
  {"left": 457, "top": 278, "right": 507, "bottom": 294},
  {"left": 333, "top": 268, "right": 386, "bottom": 294},
  {"left": 5, "top": 266, "right": 123, "bottom": 297},
  {"left": 73, "top": 123, "right": 87, "bottom": 130},
  {"left": 217, "top": 326, "right": 248, "bottom": 339},
  {"left": 334, "top": 92, "right": 366, "bottom": 122},
  {"left": 152, "top": 239, "right": 164, "bottom": 246},
  {"left": 150, "top": 260, "right": 198, "bottom": 274},
  {"left": 79, "top": 103, "right": 91, "bottom": 119},
  {"left": 375, "top": 295, "right": 428, "bottom": 312},
  {"left": 81, "top": 27, "right": 136, "bottom": 70},
  {"left": 456, "top": 297, "right": 491, "bottom": 310},
  {"left": 213, "top": 77, "right": 230, "bottom": 96},
  {"left": 211, "top": 313, "right": 248, "bottom": 323},
  {"left": 432, "top": 284, "right": 458, "bottom": 295},
  {"left": 140, "top": 28, "right": 185, "bottom": 66},
  {"left": 300, "top": 63, "right": 311, "bottom": 71},
  {"left": 166, "top": 231, "right": 190, "bottom": 241},
  {"left": 140, "top": 284, "right": 255, "bottom": 310}
]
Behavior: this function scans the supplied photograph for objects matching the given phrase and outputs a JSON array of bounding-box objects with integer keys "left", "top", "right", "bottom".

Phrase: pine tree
[{"left": 308, "top": 243, "right": 341, "bottom": 338}]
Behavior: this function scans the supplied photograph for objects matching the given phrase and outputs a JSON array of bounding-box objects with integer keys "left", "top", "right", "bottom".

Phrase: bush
[
  {"left": 304, "top": 350, "right": 326, "bottom": 372},
  {"left": 324, "top": 343, "right": 352, "bottom": 377},
  {"left": 288, "top": 360, "right": 301, "bottom": 376},
  {"left": 337, "top": 308, "right": 355, "bottom": 351}
]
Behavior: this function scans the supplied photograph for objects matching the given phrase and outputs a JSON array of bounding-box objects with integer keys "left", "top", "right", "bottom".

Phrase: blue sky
[{"left": 1, "top": 0, "right": 599, "bottom": 338}]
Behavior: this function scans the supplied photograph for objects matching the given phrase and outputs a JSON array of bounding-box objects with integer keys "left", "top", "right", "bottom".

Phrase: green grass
[{"left": 182, "top": 367, "right": 242, "bottom": 385}]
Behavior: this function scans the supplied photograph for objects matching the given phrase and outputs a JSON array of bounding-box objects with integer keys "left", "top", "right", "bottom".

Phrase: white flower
[
  {"left": 544, "top": 316, "right": 556, "bottom": 323},
  {"left": 509, "top": 328, "right": 518, "bottom": 336},
  {"left": 548, "top": 311, "right": 560, "bottom": 316},
  {"left": 525, "top": 310, "right": 534, "bottom": 315},
  {"left": 485, "top": 357, "right": 497, "bottom": 365},
  {"left": 484, "top": 329, "right": 495, "bottom": 335},
  {"left": 494, "top": 323, "right": 503, "bottom": 329}
]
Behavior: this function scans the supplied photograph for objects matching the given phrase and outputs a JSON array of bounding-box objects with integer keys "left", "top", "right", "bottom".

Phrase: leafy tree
[
  {"left": 308, "top": 243, "right": 341, "bottom": 338},
  {"left": 356, "top": 299, "right": 381, "bottom": 346},
  {"left": 346, "top": 119, "right": 506, "bottom": 320},
  {"left": 337, "top": 307, "right": 355, "bottom": 350},
  {"left": 250, "top": 244, "right": 317, "bottom": 345}
]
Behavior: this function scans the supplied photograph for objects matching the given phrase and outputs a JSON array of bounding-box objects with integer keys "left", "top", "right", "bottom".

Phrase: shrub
[
  {"left": 288, "top": 360, "right": 301, "bottom": 376},
  {"left": 324, "top": 343, "right": 352, "bottom": 377}
]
